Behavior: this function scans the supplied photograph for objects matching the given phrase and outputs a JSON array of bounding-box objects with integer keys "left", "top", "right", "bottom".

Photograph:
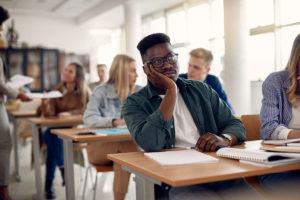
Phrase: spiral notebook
[{"left": 216, "top": 148, "right": 300, "bottom": 167}]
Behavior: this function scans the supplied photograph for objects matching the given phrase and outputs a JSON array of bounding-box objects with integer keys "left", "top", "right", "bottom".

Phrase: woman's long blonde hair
[
  {"left": 286, "top": 33, "right": 300, "bottom": 107},
  {"left": 107, "top": 54, "right": 135, "bottom": 102}
]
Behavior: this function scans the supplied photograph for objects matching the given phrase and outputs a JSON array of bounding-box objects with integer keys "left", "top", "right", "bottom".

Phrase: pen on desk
[
  {"left": 77, "top": 131, "right": 93, "bottom": 135},
  {"left": 187, "top": 146, "right": 195, "bottom": 150},
  {"left": 216, "top": 146, "right": 228, "bottom": 150}
]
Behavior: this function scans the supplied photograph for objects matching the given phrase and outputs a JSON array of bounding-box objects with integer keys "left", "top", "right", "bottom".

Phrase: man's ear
[{"left": 206, "top": 66, "right": 211, "bottom": 74}]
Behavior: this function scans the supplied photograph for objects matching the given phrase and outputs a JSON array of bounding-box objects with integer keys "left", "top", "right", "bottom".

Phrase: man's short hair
[
  {"left": 137, "top": 33, "right": 171, "bottom": 58},
  {"left": 190, "top": 48, "right": 213, "bottom": 67},
  {"left": 97, "top": 64, "right": 106, "bottom": 68},
  {"left": 0, "top": 6, "right": 9, "bottom": 25}
]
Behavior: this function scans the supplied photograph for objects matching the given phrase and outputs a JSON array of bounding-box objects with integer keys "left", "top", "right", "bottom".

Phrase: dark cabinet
[{"left": 0, "top": 48, "right": 60, "bottom": 92}]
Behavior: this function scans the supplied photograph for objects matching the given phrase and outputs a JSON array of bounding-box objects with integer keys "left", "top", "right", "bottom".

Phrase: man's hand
[
  {"left": 195, "top": 133, "right": 229, "bottom": 152},
  {"left": 144, "top": 63, "right": 176, "bottom": 92},
  {"left": 17, "top": 92, "right": 31, "bottom": 102}
]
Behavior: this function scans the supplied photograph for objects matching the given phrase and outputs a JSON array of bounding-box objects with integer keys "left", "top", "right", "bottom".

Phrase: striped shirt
[{"left": 260, "top": 70, "right": 293, "bottom": 140}]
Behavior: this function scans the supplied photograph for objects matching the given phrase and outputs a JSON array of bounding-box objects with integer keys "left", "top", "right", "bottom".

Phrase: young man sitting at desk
[{"left": 122, "top": 33, "right": 262, "bottom": 200}]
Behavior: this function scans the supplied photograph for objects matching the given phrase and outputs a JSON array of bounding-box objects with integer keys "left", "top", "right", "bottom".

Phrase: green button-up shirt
[{"left": 122, "top": 78, "right": 245, "bottom": 152}]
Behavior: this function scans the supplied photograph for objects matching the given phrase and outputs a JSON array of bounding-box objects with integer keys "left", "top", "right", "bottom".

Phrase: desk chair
[
  {"left": 241, "top": 114, "right": 261, "bottom": 141},
  {"left": 82, "top": 163, "right": 113, "bottom": 200},
  {"left": 241, "top": 114, "right": 273, "bottom": 199}
]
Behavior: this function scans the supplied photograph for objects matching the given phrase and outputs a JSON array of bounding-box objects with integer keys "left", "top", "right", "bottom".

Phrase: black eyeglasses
[{"left": 147, "top": 53, "right": 178, "bottom": 68}]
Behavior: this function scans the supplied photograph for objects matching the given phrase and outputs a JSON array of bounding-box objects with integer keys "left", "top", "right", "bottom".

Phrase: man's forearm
[{"left": 159, "top": 88, "right": 176, "bottom": 120}]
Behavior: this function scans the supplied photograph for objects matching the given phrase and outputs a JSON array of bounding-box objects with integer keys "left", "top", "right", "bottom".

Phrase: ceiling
[{"left": 0, "top": 0, "right": 187, "bottom": 28}]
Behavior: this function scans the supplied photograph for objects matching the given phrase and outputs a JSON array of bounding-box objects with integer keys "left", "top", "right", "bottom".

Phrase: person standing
[{"left": 0, "top": 6, "right": 31, "bottom": 200}]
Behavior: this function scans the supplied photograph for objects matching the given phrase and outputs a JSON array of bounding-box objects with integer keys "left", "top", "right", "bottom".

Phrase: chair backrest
[{"left": 241, "top": 114, "right": 261, "bottom": 141}]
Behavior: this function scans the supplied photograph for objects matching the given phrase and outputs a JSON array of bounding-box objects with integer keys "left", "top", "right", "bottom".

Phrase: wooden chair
[
  {"left": 82, "top": 163, "right": 114, "bottom": 200},
  {"left": 241, "top": 114, "right": 261, "bottom": 141},
  {"left": 241, "top": 114, "right": 274, "bottom": 199}
]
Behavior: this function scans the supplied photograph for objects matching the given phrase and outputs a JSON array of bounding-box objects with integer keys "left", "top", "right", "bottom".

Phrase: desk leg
[
  {"left": 31, "top": 124, "right": 43, "bottom": 200},
  {"left": 122, "top": 165, "right": 161, "bottom": 200},
  {"left": 12, "top": 117, "right": 21, "bottom": 182},
  {"left": 63, "top": 139, "right": 75, "bottom": 200}
]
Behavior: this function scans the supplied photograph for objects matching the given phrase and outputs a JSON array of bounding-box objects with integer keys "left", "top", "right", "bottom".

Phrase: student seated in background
[
  {"left": 260, "top": 33, "right": 300, "bottom": 199},
  {"left": 89, "top": 64, "right": 107, "bottom": 91},
  {"left": 38, "top": 63, "right": 90, "bottom": 199},
  {"left": 122, "top": 33, "right": 262, "bottom": 200},
  {"left": 0, "top": 6, "right": 32, "bottom": 200},
  {"left": 83, "top": 54, "right": 141, "bottom": 200},
  {"left": 179, "top": 48, "right": 233, "bottom": 112}
]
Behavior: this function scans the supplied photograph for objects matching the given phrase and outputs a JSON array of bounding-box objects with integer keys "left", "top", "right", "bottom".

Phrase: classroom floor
[{"left": 8, "top": 136, "right": 136, "bottom": 200}]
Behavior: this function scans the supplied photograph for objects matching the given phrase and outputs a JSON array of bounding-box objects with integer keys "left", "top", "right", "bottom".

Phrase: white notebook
[
  {"left": 217, "top": 148, "right": 300, "bottom": 167},
  {"left": 144, "top": 150, "right": 218, "bottom": 166},
  {"left": 263, "top": 138, "right": 300, "bottom": 145}
]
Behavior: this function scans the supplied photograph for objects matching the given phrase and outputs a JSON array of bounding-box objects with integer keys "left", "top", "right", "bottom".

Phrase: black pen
[{"left": 77, "top": 131, "right": 93, "bottom": 135}]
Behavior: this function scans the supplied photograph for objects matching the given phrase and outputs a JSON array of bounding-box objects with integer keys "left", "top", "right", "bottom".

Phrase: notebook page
[{"left": 144, "top": 150, "right": 218, "bottom": 166}]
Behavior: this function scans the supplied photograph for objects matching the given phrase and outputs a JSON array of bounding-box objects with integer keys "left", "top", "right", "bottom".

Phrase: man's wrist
[{"left": 221, "top": 134, "right": 232, "bottom": 146}]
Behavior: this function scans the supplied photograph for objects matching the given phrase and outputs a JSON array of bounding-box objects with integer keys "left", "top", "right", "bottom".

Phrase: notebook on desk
[
  {"left": 217, "top": 147, "right": 300, "bottom": 167},
  {"left": 144, "top": 150, "right": 218, "bottom": 166},
  {"left": 91, "top": 128, "right": 129, "bottom": 136}
]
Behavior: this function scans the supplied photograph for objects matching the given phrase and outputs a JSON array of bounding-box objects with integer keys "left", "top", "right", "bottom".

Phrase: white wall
[{"left": 4, "top": 13, "right": 90, "bottom": 54}]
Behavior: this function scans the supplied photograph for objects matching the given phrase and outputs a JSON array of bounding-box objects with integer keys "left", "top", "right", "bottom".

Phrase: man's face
[
  {"left": 143, "top": 43, "right": 179, "bottom": 82},
  {"left": 187, "top": 56, "right": 210, "bottom": 82},
  {"left": 97, "top": 66, "right": 106, "bottom": 82}
]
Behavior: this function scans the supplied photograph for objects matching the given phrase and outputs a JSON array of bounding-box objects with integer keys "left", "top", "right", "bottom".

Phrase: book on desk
[{"left": 216, "top": 147, "right": 300, "bottom": 168}]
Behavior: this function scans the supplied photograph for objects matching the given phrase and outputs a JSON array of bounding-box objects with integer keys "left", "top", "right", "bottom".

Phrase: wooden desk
[
  {"left": 26, "top": 115, "right": 83, "bottom": 200},
  {"left": 7, "top": 110, "right": 37, "bottom": 182},
  {"left": 51, "top": 128, "right": 132, "bottom": 200},
  {"left": 108, "top": 140, "right": 300, "bottom": 200}
]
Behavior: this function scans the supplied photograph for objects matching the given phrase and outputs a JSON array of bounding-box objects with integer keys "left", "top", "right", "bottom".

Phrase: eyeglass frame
[{"left": 145, "top": 52, "right": 179, "bottom": 68}]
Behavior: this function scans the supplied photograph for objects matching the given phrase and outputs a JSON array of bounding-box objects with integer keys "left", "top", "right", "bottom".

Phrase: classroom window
[
  {"left": 247, "top": 0, "right": 274, "bottom": 29},
  {"left": 150, "top": 17, "right": 166, "bottom": 34},
  {"left": 279, "top": 0, "right": 300, "bottom": 25},
  {"left": 167, "top": 9, "right": 187, "bottom": 44},
  {"left": 280, "top": 24, "right": 300, "bottom": 69},
  {"left": 248, "top": 33, "right": 274, "bottom": 81},
  {"left": 187, "top": 3, "right": 210, "bottom": 43}
]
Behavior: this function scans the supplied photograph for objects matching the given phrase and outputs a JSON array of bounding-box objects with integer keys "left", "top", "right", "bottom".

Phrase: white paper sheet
[
  {"left": 27, "top": 91, "right": 63, "bottom": 99},
  {"left": 6, "top": 74, "right": 34, "bottom": 89},
  {"left": 144, "top": 150, "right": 218, "bottom": 166}
]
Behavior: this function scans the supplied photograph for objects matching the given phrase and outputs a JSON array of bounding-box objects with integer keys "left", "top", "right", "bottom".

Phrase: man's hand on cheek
[{"left": 144, "top": 63, "right": 176, "bottom": 92}]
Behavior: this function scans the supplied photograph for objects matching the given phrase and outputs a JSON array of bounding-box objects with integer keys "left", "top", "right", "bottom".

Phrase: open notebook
[
  {"left": 144, "top": 150, "right": 218, "bottom": 166},
  {"left": 216, "top": 148, "right": 300, "bottom": 167}
]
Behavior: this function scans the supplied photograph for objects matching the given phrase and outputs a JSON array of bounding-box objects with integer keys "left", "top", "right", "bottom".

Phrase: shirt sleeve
[
  {"left": 207, "top": 84, "right": 246, "bottom": 143},
  {"left": 122, "top": 96, "right": 173, "bottom": 152},
  {"left": 260, "top": 75, "right": 288, "bottom": 140},
  {"left": 83, "top": 88, "right": 114, "bottom": 128}
]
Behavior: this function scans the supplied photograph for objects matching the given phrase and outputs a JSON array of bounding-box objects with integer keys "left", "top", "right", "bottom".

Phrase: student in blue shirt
[
  {"left": 83, "top": 54, "right": 141, "bottom": 200},
  {"left": 260, "top": 33, "right": 300, "bottom": 199},
  {"left": 179, "top": 48, "right": 234, "bottom": 113}
]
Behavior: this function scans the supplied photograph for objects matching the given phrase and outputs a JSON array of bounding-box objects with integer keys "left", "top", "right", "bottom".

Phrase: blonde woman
[
  {"left": 39, "top": 62, "right": 90, "bottom": 199},
  {"left": 260, "top": 33, "right": 300, "bottom": 198},
  {"left": 83, "top": 54, "right": 141, "bottom": 200}
]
